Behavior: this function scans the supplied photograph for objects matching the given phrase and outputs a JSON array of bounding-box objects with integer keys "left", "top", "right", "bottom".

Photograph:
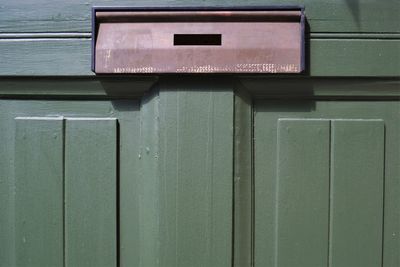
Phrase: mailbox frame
[{"left": 91, "top": 6, "right": 305, "bottom": 74}]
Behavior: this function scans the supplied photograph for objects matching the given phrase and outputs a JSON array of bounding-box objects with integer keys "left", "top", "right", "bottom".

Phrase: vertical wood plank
[
  {"left": 208, "top": 90, "right": 233, "bottom": 267},
  {"left": 134, "top": 91, "right": 162, "bottom": 267},
  {"left": 174, "top": 90, "right": 232, "bottom": 267},
  {"left": 254, "top": 101, "right": 281, "bottom": 267},
  {"left": 330, "top": 120, "right": 384, "bottom": 267},
  {"left": 65, "top": 118, "right": 117, "bottom": 267},
  {"left": 0, "top": 104, "right": 15, "bottom": 267},
  {"left": 14, "top": 117, "right": 64, "bottom": 267},
  {"left": 116, "top": 100, "right": 142, "bottom": 267},
  {"left": 233, "top": 89, "right": 253, "bottom": 267},
  {"left": 276, "top": 119, "right": 330, "bottom": 267},
  {"left": 158, "top": 85, "right": 233, "bottom": 267}
]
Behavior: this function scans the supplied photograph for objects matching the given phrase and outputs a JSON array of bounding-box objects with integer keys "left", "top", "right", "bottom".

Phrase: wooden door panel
[
  {"left": 255, "top": 101, "right": 399, "bottom": 267},
  {"left": 329, "top": 120, "right": 384, "bottom": 267},
  {"left": 276, "top": 119, "right": 330, "bottom": 267},
  {"left": 12, "top": 116, "right": 118, "bottom": 267},
  {"left": 14, "top": 118, "right": 64, "bottom": 267},
  {"left": 64, "top": 118, "right": 117, "bottom": 267}
]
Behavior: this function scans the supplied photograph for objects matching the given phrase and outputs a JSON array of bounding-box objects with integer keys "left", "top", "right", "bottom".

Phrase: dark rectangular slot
[{"left": 174, "top": 34, "right": 222, "bottom": 46}]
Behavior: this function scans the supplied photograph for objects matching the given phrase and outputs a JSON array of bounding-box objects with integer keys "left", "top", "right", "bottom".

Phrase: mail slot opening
[{"left": 174, "top": 34, "right": 222, "bottom": 46}]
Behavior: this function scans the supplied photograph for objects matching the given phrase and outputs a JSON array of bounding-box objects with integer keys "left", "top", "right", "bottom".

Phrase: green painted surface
[
  {"left": 1, "top": 78, "right": 399, "bottom": 98},
  {"left": 330, "top": 120, "right": 384, "bottom": 267},
  {"left": 14, "top": 118, "right": 64, "bottom": 267},
  {"left": 0, "top": 0, "right": 399, "bottom": 33},
  {"left": 0, "top": 100, "right": 139, "bottom": 267},
  {"left": 240, "top": 78, "right": 400, "bottom": 98},
  {"left": 65, "top": 118, "right": 117, "bottom": 267},
  {"left": 118, "top": 101, "right": 141, "bottom": 267},
  {"left": 133, "top": 90, "right": 161, "bottom": 266},
  {"left": 255, "top": 101, "right": 400, "bottom": 267},
  {"left": 119, "top": 83, "right": 234, "bottom": 267},
  {"left": 0, "top": 39, "right": 91, "bottom": 76},
  {"left": 0, "top": 77, "right": 158, "bottom": 97},
  {"left": 310, "top": 39, "right": 400, "bottom": 77},
  {"left": 0, "top": 86, "right": 234, "bottom": 266},
  {"left": 276, "top": 119, "right": 330, "bottom": 267},
  {"left": 157, "top": 85, "right": 233, "bottom": 267},
  {"left": 1, "top": 85, "right": 399, "bottom": 267},
  {"left": 0, "top": 0, "right": 399, "bottom": 263},
  {"left": 233, "top": 88, "right": 252, "bottom": 267},
  {"left": 1, "top": 38, "right": 399, "bottom": 76}
]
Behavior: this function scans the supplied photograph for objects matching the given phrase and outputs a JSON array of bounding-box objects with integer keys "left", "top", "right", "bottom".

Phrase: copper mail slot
[{"left": 92, "top": 7, "right": 305, "bottom": 74}]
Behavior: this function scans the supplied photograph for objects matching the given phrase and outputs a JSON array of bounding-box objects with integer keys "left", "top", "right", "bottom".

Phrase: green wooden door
[
  {"left": 0, "top": 91, "right": 234, "bottom": 267},
  {"left": 255, "top": 100, "right": 400, "bottom": 267},
  {"left": 0, "top": 0, "right": 399, "bottom": 265},
  {"left": 1, "top": 101, "right": 128, "bottom": 267},
  {"left": 15, "top": 117, "right": 117, "bottom": 267}
]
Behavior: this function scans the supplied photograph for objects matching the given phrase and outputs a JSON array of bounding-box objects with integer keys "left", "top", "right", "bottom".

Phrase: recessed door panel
[{"left": 255, "top": 101, "right": 398, "bottom": 267}]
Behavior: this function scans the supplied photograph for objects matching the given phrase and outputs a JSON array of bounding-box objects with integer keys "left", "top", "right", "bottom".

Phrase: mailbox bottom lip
[
  {"left": 94, "top": 64, "right": 303, "bottom": 74},
  {"left": 94, "top": 70, "right": 304, "bottom": 74}
]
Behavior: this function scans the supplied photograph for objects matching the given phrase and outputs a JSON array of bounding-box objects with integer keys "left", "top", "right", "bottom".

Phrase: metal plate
[{"left": 93, "top": 8, "right": 305, "bottom": 74}]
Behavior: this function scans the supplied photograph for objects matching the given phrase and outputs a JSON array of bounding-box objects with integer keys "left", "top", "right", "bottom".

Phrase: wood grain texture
[
  {"left": 0, "top": 39, "right": 91, "bottom": 76},
  {"left": 117, "top": 83, "right": 233, "bottom": 266},
  {"left": 0, "top": 0, "right": 398, "bottom": 33},
  {"left": 0, "top": 91, "right": 234, "bottom": 266},
  {"left": 157, "top": 84, "right": 233, "bottom": 267},
  {"left": 65, "top": 118, "right": 117, "bottom": 267},
  {"left": 1, "top": 38, "right": 399, "bottom": 76},
  {"left": 330, "top": 120, "right": 384, "bottom": 267},
  {"left": 14, "top": 117, "right": 64, "bottom": 267},
  {"left": 131, "top": 90, "right": 161, "bottom": 266}
]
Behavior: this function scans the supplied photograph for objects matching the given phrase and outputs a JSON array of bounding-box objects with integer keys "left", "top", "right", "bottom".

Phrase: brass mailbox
[{"left": 92, "top": 7, "right": 305, "bottom": 74}]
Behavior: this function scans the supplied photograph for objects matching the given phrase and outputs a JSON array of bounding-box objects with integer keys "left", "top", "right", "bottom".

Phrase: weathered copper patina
[{"left": 94, "top": 9, "right": 304, "bottom": 73}]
